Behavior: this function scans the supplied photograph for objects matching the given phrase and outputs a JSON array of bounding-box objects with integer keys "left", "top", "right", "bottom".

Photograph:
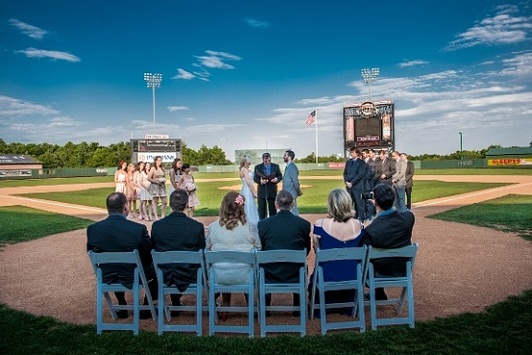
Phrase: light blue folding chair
[
  {"left": 366, "top": 242, "right": 418, "bottom": 330},
  {"left": 204, "top": 250, "right": 257, "bottom": 337},
  {"left": 256, "top": 249, "right": 307, "bottom": 337},
  {"left": 151, "top": 250, "right": 206, "bottom": 336},
  {"left": 310, "top": 246, "right": 367, "bottom": 335},
  {"left": 87, "top": 250, "right": 157, "bottom": 335}
]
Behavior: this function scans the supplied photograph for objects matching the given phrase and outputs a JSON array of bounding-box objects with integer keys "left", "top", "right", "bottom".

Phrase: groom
[{"left": 254, "top": 152, "right": 282, "bottom": 220}]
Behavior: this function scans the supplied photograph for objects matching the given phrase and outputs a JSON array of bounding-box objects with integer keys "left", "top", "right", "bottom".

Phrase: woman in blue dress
[{"left": 309, "top": 188, "right": 364, "bottom": 316}]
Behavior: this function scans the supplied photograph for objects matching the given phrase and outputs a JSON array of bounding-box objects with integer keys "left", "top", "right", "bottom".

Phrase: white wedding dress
[{"left": 241, "top": 171, "right": 259, "bottom": 226}]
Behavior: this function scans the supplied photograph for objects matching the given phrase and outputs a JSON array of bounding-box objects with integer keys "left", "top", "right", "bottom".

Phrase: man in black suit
[
  {"left": 151, "top": 189, "right": 206, "bottom": 313},
  {"left": 343, "top": 147, "right": 366, "bottom": 221},
  {"left": 377, "top": 150, "right": 396, "bottom": 185},
  {"left": 362, "top": 184, "right": 415, "bottom": 300},
  {"left": 87, "top": 192, "right": 157, "bottom": 319},
  {"left": 254, "top": 152, "right": 282, "bottom": 220},
  {"left": 401, "top": 152, "right": 415, "bottom": 210},
  {"left": 258, "top": 190, "right": 311, "bottom": 314}
]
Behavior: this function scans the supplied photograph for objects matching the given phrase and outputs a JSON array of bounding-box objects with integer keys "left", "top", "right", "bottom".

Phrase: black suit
[
  {"left": 87, "top": 213, "right": 157, "bottom": 302},
  {"left": 405, "top": 161, "right": 415, "bottom": 209},
  {"left": 151, "top": 212, "right": 206, "bottom": 292},
  {"left": 343, "top": 158, "right": 366, "bottom": 220},
  {"left": 258, "top": 210, "right": 311, "bottom": 307},
  {"left": 362, "top": 210, "right": 415, "bottom": 277},
  {"left": 253, "top": 162, "right": 282, "bottom": 219}
]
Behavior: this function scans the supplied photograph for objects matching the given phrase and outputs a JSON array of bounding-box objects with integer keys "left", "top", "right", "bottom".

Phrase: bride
[{"left": 239, "top": 155, "right": 259, "bottom": 226}]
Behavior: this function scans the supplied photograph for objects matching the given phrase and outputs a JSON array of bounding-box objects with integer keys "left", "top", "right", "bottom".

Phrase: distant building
[
  {"left": 0, "top": 154, "right": 42, "bottom": 177},
  {"left": 485, "top": 147, "right": 532, "bottom": 167}
]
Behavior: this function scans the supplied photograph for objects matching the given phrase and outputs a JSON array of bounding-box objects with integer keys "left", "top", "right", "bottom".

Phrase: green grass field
[{"left": 12, "top": 179, "right": 509, "bottom": 216}]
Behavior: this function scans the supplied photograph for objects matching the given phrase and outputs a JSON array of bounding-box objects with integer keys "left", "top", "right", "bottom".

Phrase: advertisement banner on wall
[
  {"left": 135, "top": 152, "right": 177, "bottom": 163},
  {"left": 487, "top": 158, "right": 532, "bottom": 166}
]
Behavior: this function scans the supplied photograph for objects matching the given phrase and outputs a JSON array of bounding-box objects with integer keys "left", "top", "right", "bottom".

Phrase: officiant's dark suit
[
  {"left": 151, "top": 189, "right": 205, "bottom": 306},
  {"left": 254, "top": 152, "right": 282, "bottom": 220},
  {"left": 343, "top": 148, "right": 366, "bottom": 221}
]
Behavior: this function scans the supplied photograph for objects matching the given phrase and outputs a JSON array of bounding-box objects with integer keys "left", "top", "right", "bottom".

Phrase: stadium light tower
[
  {"left": 361, "top": 68, "right": 379, "bottom": 101},
  {"left": 144, "top": 73, "right": 162, "bottom": 131}
]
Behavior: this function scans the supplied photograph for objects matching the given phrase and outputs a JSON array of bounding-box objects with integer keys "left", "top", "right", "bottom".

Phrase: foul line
[
  {"left": 414, "top": 182, "right": 532, "bottom": 209},
  {"left": 3, "top": 195, "right": 106, "bottom": 214}
]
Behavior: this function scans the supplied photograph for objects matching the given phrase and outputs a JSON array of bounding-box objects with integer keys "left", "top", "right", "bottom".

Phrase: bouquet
[{"left": 184, "top": 182, "right": 197, "bottom": 192}]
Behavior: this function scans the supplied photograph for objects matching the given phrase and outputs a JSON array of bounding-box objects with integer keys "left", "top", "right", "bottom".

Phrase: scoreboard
[
  {"left": 343, "top": 100, "right": 394, "bottom": 153},
  {"left": 130, "top": 138, "right": 182, "bottom": 164}
]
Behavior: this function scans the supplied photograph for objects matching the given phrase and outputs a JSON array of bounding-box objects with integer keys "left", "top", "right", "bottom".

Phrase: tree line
[{"left": 0, "top": 138, "right": 512, "bottom": 169}]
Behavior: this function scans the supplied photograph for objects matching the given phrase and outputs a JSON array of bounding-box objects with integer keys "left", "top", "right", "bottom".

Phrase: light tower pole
[
  {"left": 144, "top": 73, "right": 162, "bottom": 131},
  {"left": 459, "top": 132, "right": 463, "bottom": 160},
  {"left": 361, "top": 68, "right": 379, "bottom": 101}
]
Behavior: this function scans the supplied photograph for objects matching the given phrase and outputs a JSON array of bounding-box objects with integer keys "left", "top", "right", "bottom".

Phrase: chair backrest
[
  {"left": 368, "top": 243, "right": 418, "bottom": 265},
  {"left": 204, "top": 250, "right": 257, "bottom": 267},
  {"left": 256, "top": 249, "right": 307, "bottom": 265},
  {"left": 152, "top": 249, "right": 204, "bottom": 267},
  {"left": 315, "top": 246, "right": 367, "bottom": 264},
  {"left": 88, "top": 250, "right": 142, "bottom": 274}
]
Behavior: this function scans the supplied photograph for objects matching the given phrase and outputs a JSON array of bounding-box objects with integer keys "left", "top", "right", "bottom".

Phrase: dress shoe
[
  {"left": 116, "top": 310, "right": 129, "bottom": 319},
  {"left": 139, "top": 309, "right": 155, "bottom": 319}
]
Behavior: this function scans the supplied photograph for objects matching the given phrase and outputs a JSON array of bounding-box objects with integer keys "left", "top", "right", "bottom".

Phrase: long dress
[
  {"left": 310, "top": 221, "right": 364, "bottom": 316},
  {"left": 241, "top": 171, "right": 259, "bottom": 226},
  {"left": 182, "top": 173, "right": 200, "bottom": 207}
]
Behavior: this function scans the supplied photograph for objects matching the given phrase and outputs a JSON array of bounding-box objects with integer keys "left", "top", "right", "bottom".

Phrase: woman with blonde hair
[
  {"left": 239, "top": 155, "right": 259, "bottom": 226},
  {"left": 309, "top": 188, "right": 364, "bottom": 316},
  {"left": 206, "top": 190, "right": 261, "bottom": 320}
]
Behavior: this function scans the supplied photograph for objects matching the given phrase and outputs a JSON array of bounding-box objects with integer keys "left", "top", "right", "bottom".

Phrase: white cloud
[
  {"left": 444, "top": 5, "right": 532, "bottom": 51},
  {"left": 8, "top": 18, "right": 48, "bottom": 40},
  {"left": 167, "top": 106, "right": 189, "bottom": 112},
  {"left": 194, "top": 50, "right": 242, "bottom": 69},
  {"left": 245, "top": 18, "right": 270, "bottom": 28},
  {"left": 15, "top": 47, "right": 80, "bottom": 62},
  {"left": 399, "top": 60, "right": 429, "bottom": 68},
  {"left": 0, "top": 95, "right": 59, "bottom": 116},
  {"left": 295, "top": 97, "right": 336, "bottom": 105},
  {"left": 172, "top": 68, "right": 195, "bottom": 80}
]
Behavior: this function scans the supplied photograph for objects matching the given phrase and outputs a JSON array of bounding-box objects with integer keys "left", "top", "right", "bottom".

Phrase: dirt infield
[{"left": 0, "top": 175, "right": 531, "bottom": 335}]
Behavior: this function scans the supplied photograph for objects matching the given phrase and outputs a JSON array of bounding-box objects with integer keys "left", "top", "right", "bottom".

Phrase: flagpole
[{"left": 315, "top": 109, "right": 319, "bottom": 164}]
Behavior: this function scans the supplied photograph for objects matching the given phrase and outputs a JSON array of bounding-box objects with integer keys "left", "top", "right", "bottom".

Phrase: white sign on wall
[{"left": 135, "top": 152, "right": 176, "bottom": 163}]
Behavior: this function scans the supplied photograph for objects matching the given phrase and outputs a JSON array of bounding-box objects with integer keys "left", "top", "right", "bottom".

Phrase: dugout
[{"left": 485, "top": 147, "right": 532, "bottom": 168}]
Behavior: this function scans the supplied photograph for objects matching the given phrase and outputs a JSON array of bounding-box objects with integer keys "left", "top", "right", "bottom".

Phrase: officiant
[{"left": 253, "top": 152, "right": 283, "bottom": 220}]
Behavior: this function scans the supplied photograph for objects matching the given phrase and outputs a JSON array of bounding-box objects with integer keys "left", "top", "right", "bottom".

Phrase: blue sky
[{"left": 1, "top": 0, "right": 531, "bottom": 161}]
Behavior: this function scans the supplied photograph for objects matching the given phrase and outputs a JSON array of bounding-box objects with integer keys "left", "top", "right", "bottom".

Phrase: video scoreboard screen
[{"left": 343, "top": 100, "right": 394, "bottom": 151}]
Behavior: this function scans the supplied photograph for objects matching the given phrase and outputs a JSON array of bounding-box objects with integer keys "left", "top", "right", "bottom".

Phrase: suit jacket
[
  {"left": 405, "top": 161, "right": 415, "bottom": 188},
  {"left": 393, "top": 158, "right": 407, "bottom": 187},
  {"left": 257, "top": 210, "right": 311, "bottom": 283},
  {"left": 362, "top": 210, "right": 415, "bottom": 277},
  {"left": 151, "top": 212, "right": 206, "bottom": 291},
  {"left": 343, "top": 158, "right": 366, "bottom": 191},
  {"left": 379, "top": 157, "right": 396, "bottom": 184},
  {"left": 282, "top": 161, "right": 301, "bottom": 198},
  {"left": 253, "top": 162, "right": 282, "bottom": 199},
  {"left": 87, "top": 214, "right": 153, "bottom": 289}
]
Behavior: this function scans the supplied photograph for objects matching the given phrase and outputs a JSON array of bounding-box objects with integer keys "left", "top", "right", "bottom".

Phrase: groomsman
[
  {"left": 401, "top": 152, "right": 415, "bottom": 210},
  {"left": 343, "top": 147, "right": 366, "bottom": 221},
  {"left": 378, "top": 150, "right": 396, "bottom": 185},
  {"left": 282, "top": 150, "right": 302, "bottom": 215}
]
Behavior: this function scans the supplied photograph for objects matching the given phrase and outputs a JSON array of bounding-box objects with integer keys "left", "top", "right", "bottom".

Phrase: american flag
[{"left": 305, "top": 110, "right": 316, "bottom": 126}]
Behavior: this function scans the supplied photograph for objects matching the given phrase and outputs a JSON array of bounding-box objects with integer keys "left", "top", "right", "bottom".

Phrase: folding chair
[
  {"left": 256, "top": 249, "right": 307, "bottom": 337},
  {"left": 366, "top": 242, "right": 418, "bottom": 330},
  {"left": 309, "top": 246, "right": 367, "bottom": 335},
  {"left": 87, "top": 250, "right": 157, "bottom": 335},
  {"left": 204, "top": 250, "right": 257, "bottom": 337},
  {"left": 151, "top": 250, "right": 206, "bottom": 335}
]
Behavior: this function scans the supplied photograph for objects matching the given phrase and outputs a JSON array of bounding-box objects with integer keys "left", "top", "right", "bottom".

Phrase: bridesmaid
[
  {"left": 169, "top": 158, "right": 183, "bottom": 194},
  {"left": 148, "top": 156, "right": 167, "bottom": 220},
  {"left": 114, "top": 160, "right": 127, "bottom": 193},
  {"left": 126, "top": 163, "right": 138, "bottom": 217}
]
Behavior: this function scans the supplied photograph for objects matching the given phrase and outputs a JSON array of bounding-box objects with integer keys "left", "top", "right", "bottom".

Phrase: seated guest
[
  {"left": 206, "top": 191, "right": 261, "bottom": 320},
  {"left": 86, "top": 192, "right": 157, "bottom": 319},
  {"left": 362, "top": 183, "right": 415, "bottom": 300},
  {"left": 308, "top": 189, "right": 364, "bottom": 316},
  {"left": 258, "top": 190, "right": 311, "bottom": 315},
  {"left": 151, "top": 189, "right": 206, "bottom": 315}
]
